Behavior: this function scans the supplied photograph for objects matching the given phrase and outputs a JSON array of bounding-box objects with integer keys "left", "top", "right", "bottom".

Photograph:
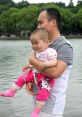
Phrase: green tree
[
  {"left": 77, "top": 0, "right": 82, "bottom": 8},
  {"left": 0, "top": 8, "right": 19, "bottom": 35},
  {"left": 55, "top": 2, "right": 65, "bottom": 7},
  {"left": 60, "top": 8, "right": 73, "bottom": 34},
  {"left": 68, "top": 0, "right": 74, "bottom": 7},
  {"left": 0, "top": 0, "right": 14, "bottom": 5},
  {"left": 17, "top": 5, "right": 40, "bottom": 31},
  {"left": 69, "top": 8, "right": 82, "bottom": 35},
  {"left": 0, "top": 5, "right": 9, "bottom": 14},
  {"left": 15, "top": 0, "right": 30, "bottom": 8},
  {"left": 0, "top": 2, "right": 82, "bottom": 36},
  {"left": 77, "top": 8, "right": 82, "bottom": 34}
]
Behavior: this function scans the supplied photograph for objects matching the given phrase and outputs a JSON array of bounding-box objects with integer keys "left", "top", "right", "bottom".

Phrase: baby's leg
[
  {"left": 30, "top": 88, "right": 49, "bottom": 117},
  {"left": 30, "top": 104, "right": 43, "bottom": 117},
  {"left": 0, "top": 70, "right": 34, "bottom": 97},
  {"left": 0, "top": 74, "right": 26, "bottom": 97}
]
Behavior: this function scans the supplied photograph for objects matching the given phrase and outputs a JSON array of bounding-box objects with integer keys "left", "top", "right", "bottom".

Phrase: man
[{"left": 26, "top": 8, "right": 73, "bottom": 117}]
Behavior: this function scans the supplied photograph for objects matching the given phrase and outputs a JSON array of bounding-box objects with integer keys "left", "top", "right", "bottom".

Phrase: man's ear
[{"left": 52, "top": 19, "right": 56, "bottom": 26}]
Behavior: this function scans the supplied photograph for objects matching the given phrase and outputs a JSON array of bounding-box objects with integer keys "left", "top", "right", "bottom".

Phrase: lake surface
[{"left": 0, "top": 39, "right": 82, "bottom": 117}]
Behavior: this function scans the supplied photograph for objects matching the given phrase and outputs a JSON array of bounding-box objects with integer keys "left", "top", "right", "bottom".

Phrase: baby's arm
[
  {"left": 44, "top": 58, "right": 57, "bottom": 68},
  {"left": 32, "top": 57, "right": 57, "bottom": 72},
  {"left": 29, "top": 49, "right": 57, "bottom": 71},
  {"left": 43, "top": 48, "right": 57, "bottom": 68}
]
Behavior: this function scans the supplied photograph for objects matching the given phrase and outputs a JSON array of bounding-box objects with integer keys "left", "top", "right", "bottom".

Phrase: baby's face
[{"left": 30, "top": 33, "right": 49, "bottom": 53}]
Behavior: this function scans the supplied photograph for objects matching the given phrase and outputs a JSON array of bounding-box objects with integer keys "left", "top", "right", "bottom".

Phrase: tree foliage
[{"left": 0, "top": 1, "right": 82, "bottom": 36}]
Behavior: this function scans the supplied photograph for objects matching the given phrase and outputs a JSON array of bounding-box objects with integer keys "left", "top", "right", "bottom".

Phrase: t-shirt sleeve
[{"left": 57, "top": 44, "right": 73, "bottom": 65}]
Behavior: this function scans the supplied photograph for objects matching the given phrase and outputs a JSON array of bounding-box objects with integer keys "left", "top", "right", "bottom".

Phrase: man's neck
[{"left": 49, "top": 30, "right": 61, "bottom": 43}]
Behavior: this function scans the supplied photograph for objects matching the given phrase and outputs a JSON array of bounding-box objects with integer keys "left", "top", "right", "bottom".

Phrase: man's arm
[
  {"left": 42, "top": 60, "right": 67, "bottom": 79},
  {"left": 29, "top": 53, "right": 67, "bottom": 79}
]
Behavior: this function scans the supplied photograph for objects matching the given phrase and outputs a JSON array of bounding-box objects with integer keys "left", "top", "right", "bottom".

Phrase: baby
[{"left": 0, "top": 28, "right": 57, "bottom": 117}]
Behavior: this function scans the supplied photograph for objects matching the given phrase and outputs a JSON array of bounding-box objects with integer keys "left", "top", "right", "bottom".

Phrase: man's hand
[
  {"left": 26, "top": 82, "right": 37, "bottom": 96},
  {"left": 29, "top": 52, "right": 36, "bottom": 62},
  {"left": 29, "top": 52, "right": 46, "bottom": 72}
]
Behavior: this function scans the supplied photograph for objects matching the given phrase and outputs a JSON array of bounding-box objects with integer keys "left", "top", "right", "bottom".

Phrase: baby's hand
[
  {"left": 26, "top": 82, "right": 37, "bottom": 96},
  {"left": 24, "top": 68, "right": 30, "bottom": 73},
  {"left": 22, "top": 64, "right": 29, "bottom": 72}
]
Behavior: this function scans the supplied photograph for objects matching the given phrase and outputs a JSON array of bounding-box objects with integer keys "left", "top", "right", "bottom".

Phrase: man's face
[{"left": 37, "top": 11, "right": 52, "bottom": 32}]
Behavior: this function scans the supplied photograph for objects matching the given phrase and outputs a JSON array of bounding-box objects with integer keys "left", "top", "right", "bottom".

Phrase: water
[
  {"left": 0, "top": 39, "right": 82, "bottom": 117},
  {"left": 0, "top": 40, "right": 33, "bottom": 117}
]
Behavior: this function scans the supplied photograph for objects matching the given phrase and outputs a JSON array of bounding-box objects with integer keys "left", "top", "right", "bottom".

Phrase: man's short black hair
[{"left": 43, "top": 8, "right": 61, "bottom": 31}]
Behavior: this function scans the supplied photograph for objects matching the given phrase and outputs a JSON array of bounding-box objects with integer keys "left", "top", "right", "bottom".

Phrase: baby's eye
[
  {"left": 38, "top": 21, "right": 43, "bottom": 25},
  {"left": 40, "top": 22, "right": 43, "bottom": 25},
  {"left": 35, "top": 42, "right": 39, "bottom": 44}
]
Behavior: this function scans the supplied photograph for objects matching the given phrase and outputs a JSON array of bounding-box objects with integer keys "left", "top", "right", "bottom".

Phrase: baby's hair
[{"left": 31, "top": 28, "right": 49, "bottom": 41}]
